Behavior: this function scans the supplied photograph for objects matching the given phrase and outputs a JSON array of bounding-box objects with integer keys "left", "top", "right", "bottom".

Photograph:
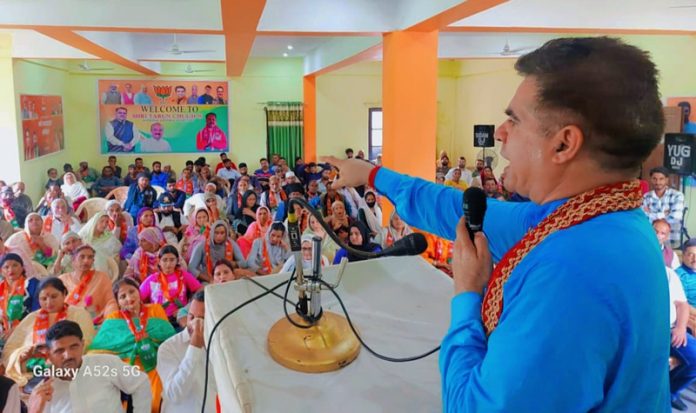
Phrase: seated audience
[
  {"left": 76, "top": 161, "right": 98, "bottom": 186},
  {"left": 155, "top": 196, "right": 184, "bottom": 246},
  {"left": 42, "top": 198, "right": 81, "bottom": 240},
  {"left": 211, "top": 259, "right": 255, "bottom": 284},
  {"left": 3, "top": 277, "right": 94, "bottom": 389},
  {"left": 89, "top": 278, "right": 176, "bottom": 413},
  {"left": 280, "top": 234, "right": 329, "bottom": 274},
  {"left": 444, "top": 168, "right": 469, "bottom": 191},
  {"left": 654, "top": 219, "right": 681, "bottom": 270},
  {"left": 156, "top": 179, "right": 185, "bottom": 210},
  {"left": 35, "top": 183, "right": 67, "bottom": 218},
  {"left": 7, "top": 214, "right": 59, "bottom": 267},
  {"left": 483, "top": 177, "right": 506, "bottom": 200},
  {"left": 123, "top": 164, "right": 139, "bottom": 187},
  {"left": 182, "top": 208, "right": 210, "bottom": 261},
  {"left": 157, "top": 289, "right": 218, "bottom": 413},
  {"left": 333, "top": 222, "right": 382, "bottom": 264},
  {"left": 105, "top": 200, "right": 133, "bottom": 244},
  {"left": 246, "top": 222, "right": 290, "bottom": 275},
  {"left": 237, "top": 206, "right": 271, "bottom": 258},
  {"left": 667, "top": 265, "right": 696, "bottom": 411},
  {"left": 124, "top": 227, "right": 165, "bottom": 282},
  {"left": 107, "top": 155, "right": 122, "bottom": 178},
  {"left": 140, "top": 246, "right": 202, "bottom": 323},
  {"left": 0, "top": 253, "right": 40, "bottom": 340},
  {"left": 189, "top": 221, "right": 246, "bottom": 282},
  {"left": 643, "top": 166, "right": 685, "bottom": 248},
  {"left": 59, "top": 245, "right": 118, "bottom": 323},
  {"left": 226, "top": 176, "right": 252, "bottom": 224},
  {"left": 326, "top": 201, "right": 354, "bottom": 234},
  {"left": 303, "top": 214, "right": 340, "bottom": 263},
  {"left": 50, "top": 232, "right": 82, "bottom": 276},
  {"left": 678, "top": 239, "right": 696, "bottom": 307},
  {"left": 0, "top": 186, "right": 28, "bottom": 229},
  {"left": 61, "top": 172, "right": 89, "bottom": 210},
  {"left": 150, "top": 161, "right": 170, "bottom": 189},
  {"left": 120, "top": 208, "right": 160, "bottom": 261},
  {"left": 175, "top": 168, "right": 195, "bottom": 198},
  {"left": 382, "top": 211, "right": 413, "bottom": 248},
  {"left": 12, "top": 182, "right": 33, "bottom": 213},
  {"left": 44, "top": 168, "right": 63, "bottom": 190},
  {"left": 124, "top": 174, "right": 157, "bottom": 222},
  {"left": 78, "top": 212, "right": 122, "bottom": 273},
  {"left": 260, "top": 175, "right": 287, "bottom": 217},
  {"left": 319, "top": 183, "right": 345, "bottom": 218},
  {"left": 28, "top": 320, "right": 152, "bottom": 412},
  {"left": 91, "top": 166, "right": 122, "bottom": 198},
  {"left": 233, "top": 190, "right": 259, "bottom": 236}
]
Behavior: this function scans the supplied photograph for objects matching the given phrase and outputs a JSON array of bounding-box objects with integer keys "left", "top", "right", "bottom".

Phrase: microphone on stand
[
  {"left": 462, "top": 187, "right": 487, "bottom": 241},
  {"left": 286, "top": 201, "right": 309, "bottom": 318}
]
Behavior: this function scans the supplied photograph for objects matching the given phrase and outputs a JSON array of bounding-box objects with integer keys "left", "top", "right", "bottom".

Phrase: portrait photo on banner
[
  {"left": 98, "top": 80, "right": 229, "bottom": 154},
  {"left": 19, "top": 94, "right": 64, "bottom": 161}
]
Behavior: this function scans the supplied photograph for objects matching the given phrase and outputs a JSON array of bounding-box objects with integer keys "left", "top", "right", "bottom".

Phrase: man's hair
[
  {"left": 108, "top": 155, "right": 116, "bottom": 161},
  {"left": 678, "top": 101, "right": 691, "bottom": 110},
  {"left": 205, "top": 112, "right": 217, "bottom": 119},
  {"left": 175, "top": 85, "right": 185, "bottom": 92},
  {"left": 652, "top": 218, "right": 671, "bottom": 229},
  {"left": 186, "top": 160, "right": 194, "bottom": 166},
  {"left": 649, "top": 166, "right": 670, "bottom": 177},
  {"left": 115, "top": 106, "right": 127, "bottom": 113},
  {"left": 260, "top": 158, "right": 268, "bottom": 163},
  {"left": 239, "top": 162, "right": 247, "bottom": 168},
  {"left": 220, "top": 152, "right": 227, "bottom": 158},
  {"left": 47, "top": 168, "right": 56, "bottom": 174},
  {"left": 152, "top": 161, "right": 161, "bottom": 167},
  {"left": 135, "top": 157, "right": 143, "bottom": 162},
  {"left": 684, "top": 238, "right": 696, "bottom": 251},
  {"left": 192, "top": 288, "right": 205, "bottom": 303},
  {"left": 167, "top": 178, "right": 176, "bottom": 185},
  {"left": 345, "top": 148, "right": 354, "bottom": 154},
  {"left": 483, "top": 177, "right": 497, "bottom": 184},
  {"left": 223, "top": 159, "right": 232, "bottom": 164},
  {"left": 46, "top": 320, "right": 83, "bottom": 346},
  {"left": 515, "top": 37, "right": 664, "bottom": 171},
  {"left": 270, "top": 222, "right": 286, "bottom": 233}
]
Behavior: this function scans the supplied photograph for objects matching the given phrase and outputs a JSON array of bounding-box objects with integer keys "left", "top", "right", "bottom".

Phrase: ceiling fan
[
  {"left": 166, "top": 34, "right": 215, "bottom": 55},
  {"left": 497, "top": 40, "right": 534, "bottom": 56},
  {"left": 184, "top": 64, "right": 215, "bottom": 73},
  {"left": 78, "top": 61, "right": 114, "bottom": 71}
]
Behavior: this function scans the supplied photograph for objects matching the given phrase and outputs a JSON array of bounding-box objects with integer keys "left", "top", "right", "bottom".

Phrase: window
[{"left": 368, "top": 108, "right": 382, "bottom": 161}]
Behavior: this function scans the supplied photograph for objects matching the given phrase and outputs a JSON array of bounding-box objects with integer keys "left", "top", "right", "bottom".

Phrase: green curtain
[{"left": 265, "top": 102, "right": 303, "bottom": 167}]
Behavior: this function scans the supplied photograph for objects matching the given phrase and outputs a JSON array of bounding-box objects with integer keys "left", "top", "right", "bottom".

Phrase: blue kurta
[{"left": 374, "top": 167, "right": 670, "bottom": 413}]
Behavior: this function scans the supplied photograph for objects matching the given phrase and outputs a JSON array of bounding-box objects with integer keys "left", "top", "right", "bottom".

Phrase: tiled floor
[{"left": 675, "top": 386, "right": 696, "bottom": 412}]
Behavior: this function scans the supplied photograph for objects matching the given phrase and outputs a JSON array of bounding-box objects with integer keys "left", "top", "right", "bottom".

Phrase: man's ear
[{"left": 550, "top": 125, "right": 584, "bottom": 164}]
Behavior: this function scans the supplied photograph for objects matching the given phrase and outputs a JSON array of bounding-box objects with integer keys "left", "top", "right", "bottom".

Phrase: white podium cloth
[{"left": 205, "top": 256, "right": 453, "bottom": 413}]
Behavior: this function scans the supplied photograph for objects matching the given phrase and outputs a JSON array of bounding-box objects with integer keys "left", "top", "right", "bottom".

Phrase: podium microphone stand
[{"left": 267, "top": 216, "right": 360, "bottom": 373}]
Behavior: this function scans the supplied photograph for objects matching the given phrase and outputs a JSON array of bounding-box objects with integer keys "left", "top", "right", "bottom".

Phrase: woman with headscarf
[
  {"left": 120, "top": 207, "right": 161, "bottom": 260},
  {"left": 0, "top": 253, "right": 40, "bottom": 341},
  {"left": 6, "top": 214, "right": 59, "bottom": 268},
  {"left": 105, "top": 200, "right": 133, "bottom": 244},
  {"left": 333, "top": 222, "right": 382, "bottom": 264},
  {"left": 49, "top": 232, "right": 82, "bottom": 275},
  {"left": 42, "top": 198, "right": 81, "bottom": 240},
  {"left": 226, "top": 177, "right": 252, "bottom": 223},
  {"left": 140, "top": 245, "right": 201, "bottom": 321},
  {"left": 238, "top": 206, "right": 271, "bottom": 258},
  {"left": 79, "top": 211, "right": 122, "bottom": 273},
  {"left": 233, "top": 190, "right": 259, "bottom": 235},
  {"left": 3, "top": 277, "right": 94, "bottom": 388},
  {"left": 0, "top": 186, "right": 28, "bottom": 230},
  {"left": 0, "top": 235, "right": 37, "bottom": 280},
  {"left": 303, "top": 213, "right": 340, "bottom": 263},
  {"left": 89, "top": 277, "right": 175, "bottom": 413},
  {"left": 247, "top": 222, "right": 290, "bottom": 275},
  {"left": 326, "top": 201, "right": 354, "bottom": 234},
  {"left": 124, "top": 227, "right": 165, "bottom": 282},
  {"left": 60, "top": 172, "right": 89, "bottom": 211},
  {"left": 280, "top": 234, "right": 330, "bottom": 274},
  {"left": 382, "top": 211, "right": 414, "bottom": 248},
  {"left": 188, "top": 220, "right": 246, "bottom": 283}
]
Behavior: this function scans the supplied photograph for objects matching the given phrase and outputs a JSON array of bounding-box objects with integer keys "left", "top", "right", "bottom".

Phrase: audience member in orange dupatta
[
  {"left": 59, "top": 245, "right": 118, "bottom": 324},
  {"left": 89, "top": 277, "right": 176, "bottom": 413}
]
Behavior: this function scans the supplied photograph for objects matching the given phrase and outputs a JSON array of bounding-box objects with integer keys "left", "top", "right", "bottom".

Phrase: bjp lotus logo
[{"left": 153, "top": 85, "right": 172, "bottom": 104}]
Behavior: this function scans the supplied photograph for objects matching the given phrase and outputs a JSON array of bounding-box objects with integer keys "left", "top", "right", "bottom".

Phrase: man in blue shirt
[
  {"left": 326, "top": 37, "right": 670, "bottom": 412},
  {"left": 123, "top": 173, "right": 156, "bottom": 222},
  {"left": 150, "top": 161, "right": 170, "bottom": 189}
]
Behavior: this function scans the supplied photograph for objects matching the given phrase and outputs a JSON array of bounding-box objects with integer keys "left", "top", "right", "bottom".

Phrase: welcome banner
[
  {"left": 98, "top": 80, "right": 229, "bottom": 154},
  {"left": 20, "top": 95, "right": 64, "bottom": 161}
]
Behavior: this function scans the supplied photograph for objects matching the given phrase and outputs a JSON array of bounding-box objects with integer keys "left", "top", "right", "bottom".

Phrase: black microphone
[
  {"left": 463, "top": 187, "right": 487, "bottom": 241},
  {"left": 376, "top": 232, "right": 428, "bottom": 257}
]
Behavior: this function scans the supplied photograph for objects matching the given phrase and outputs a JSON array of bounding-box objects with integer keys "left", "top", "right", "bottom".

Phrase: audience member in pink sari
[
  {"left": 140, "top": 245, "right": 201, "bottom": 321},
  {"left": 238, "top": 206, "right": 271, "bottom": 258},
  {"left": 182, "top": 207, "right": 210, "bottom": 262},
  {"left": 124, "top": 227, "right": 165, "bottom": 282}
]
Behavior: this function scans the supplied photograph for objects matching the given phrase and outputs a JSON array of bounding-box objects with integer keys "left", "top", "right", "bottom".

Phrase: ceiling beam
[
  {"left": 408, "top": 0, "right": 509, "bottom": 32},
  {"left": 220, "top": 0, "right": 267, "bottom": 77},
  {"left": 310, "top": 43, "right": 382, "bottom": 77},
  {"left": 442, "top": 26, "right": 696, "bottom": 35},
  {"left": 34, "top": 28, "right": 159, "bottom": 75}
]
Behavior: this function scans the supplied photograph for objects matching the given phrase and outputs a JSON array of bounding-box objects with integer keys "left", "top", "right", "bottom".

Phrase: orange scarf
[
  {"left": 121, "top": 306, "right": 149, "bottom": 342},
  {"left": 66, "top": 270, "right": 95, "bottom": 306},
  {"left": 33, "top": 304, "right": 68, "bottom": 344},
  {"left": 43, "top": 215, "right": 70, "bottom": 236},
  {"left": 260, "top": 240, "right": 272, "bottom": 274},
  {"left": 108, "top": 217, "right": 128, "bottom": 242},
  {"left": 267, "top": 190, "right": 287, "bottom": 209},
  {"left": 205, "top": 239, "right": 233, "bottom": 275},
  {"left": 157, "top": 271, "right": 184, "bottom": 308},
  {"left": 139, "top": 252, "right": 156, "bottom": 282},
  {"left": 481, "top": 180, "right": 642, "bottom": 336},
  {"left": 176, "top": 179, "right": 193, "bottom": 196}
]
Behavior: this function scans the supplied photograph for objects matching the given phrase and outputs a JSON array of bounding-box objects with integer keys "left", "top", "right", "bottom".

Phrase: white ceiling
[
  {"left": 2, "top": 0, "right": 695, "bottom": 74},
  {"left": 451, "top": 0, "right": 696, "bottom": 30}
]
